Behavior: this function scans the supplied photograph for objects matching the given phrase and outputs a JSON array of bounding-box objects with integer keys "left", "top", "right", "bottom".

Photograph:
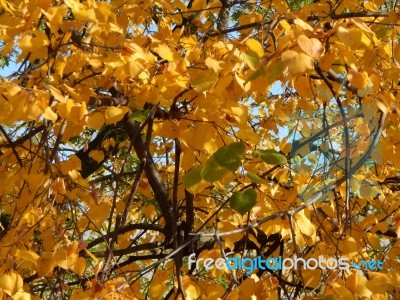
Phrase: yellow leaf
[
  {"left": 337, "top": 26, "right": 366, "bottom": 49},
  {"left": 89, "top": 1, "right": 113, "bottom": 22},
  {"left": 0, "top": 0, "right": 12, "bottom": 14},
  {"left": 325, "top": 281, "right": 354, "bottom": 299},
  {"left": 63, "top": 84, "right": 82, "bottom": 101},
  {"left": 84, "top": 249, "right": 99, "bottom": 263},
  {"left": 281, "top": 50, "right": 314, "bottom": 75},
  {"left": 297, "top": 35, "right": 323, "bottom": 59},
  {"left": 295, "top": 209, "right": 316, "bottom": 238},
  {"left": 154, "top": 44, "right": 175, "bottom": 61},
  {"left": 245, "top": 38, "right": 264, "bottom": 58},
  {"left": 366, "top": 272, "right": 390, "bottom": 294},
  {"left": 238, "top": 274, "right": 260, "bottom": 299},
  {"left": 70, "top": 102, "right": 87, "bottom": 123},
  {"left": 198, "top": 281, "right": 225, "bottom": 299},
  {"left": 191, "top": 69, "right": 218, "bottom": 93},
  {"left": 394, "top": 43, "right": 400, "bottom": 63},
  {"left": 51, "top": 178, "right": 67, "bottom": 195},
  {"left": 72, "top": 257, "right": 86, "bottom": 276},
  {"left": 87, "top": 112, "right": 105, "bottom": 130},
  {"left": 54, "top": 248, "right": 69, "bottom": 269},
  {"left": 217, "top": 221, "right": 242, "bottom": 250},
  {"left": 185, "top": 285, "right": 200, "bottom": 300},
  {"left": 346, "top": 271, "right": 372, "bottom": 298},
  {"left": 70, "top": 288, "right": 92, "bottom": 300},
  {"left": 238, "top": 12, "right": 262, "bottom": 27},
  {"left": 3, "top": 82, "right": 21, "bottom": 96},
  {"left": 234, "top": 72, "right": 251, "bottom": 93},
  {"left": 302, "top": 269, "right": 322, "bottom": 288},
  {"left": 89, "top": 150, "right": 105, "bottom": 162},
  {"left": 339, "top": 236, "right": 358, "bottom": 258},
  {"left": 149, "top": 271, "right": 169, "bottom": 298},
  {"left": 57, "top": 98, "right": 74, "bottom": 120},
  {"left": 104, "top": 106, "right": 129, "bottom": 124},
  {"left": 0, "top": 272, "right": 23, "bottom": 296},
  {"left": 87, "top": 202, "right": 110, "bottom": 228},
  {"left": 347, "top": 70, "right": 367, "bottom": 89},
  {"left": 16, "top": 249, "right": 39, "bottom": 269},
  {"left": 368, "top": 72, "right": 380, "bottom": 93},
  {"left": 18, "top": 30, "right": 49, "bottom": 53},
  {"left": 13, "top": 291, "right": 33, "bottom": 300},
  {"left": 42, "top": 107, "right": 58, "bottom": 122},
  {"left": 57, "top": 155, "right": 82, "bottom": 175},
  {"left": 293, "top": 18, "right": 313, "bottom": 30},
  {"left": 205, "top": 57, "right": 224, "bottom": 73},
  {"left": 47, "top": 85, "right": 65, "bottom": 102},
  {"left": 294, "top": 76, "right": 313, "bottom": 97},
  {"left": 64, "top": 0, "right": 88, "bottom": 20},
  {"left": 44, "top": 5, "right": 68, "bottom": 24}
]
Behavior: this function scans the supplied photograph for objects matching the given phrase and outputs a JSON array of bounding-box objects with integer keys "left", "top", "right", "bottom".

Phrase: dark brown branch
[
  {"left": 0, "top": 125, "right": 23, "bottom": 167},
  {"left": 75, "top": 125, "right": 121, "bottom": 178},
  {"left": 184, "top": 189, "right": 194, "bottom": 241},
  {"left": 172, "top": 139, "right": 184, "bottom": 300},
  {"left": 123, "top": 118, "right": 173, "bottom": 235},
  {"left": 314, "top": 61, "right": 351, "bottom": 227},
  {"left": 88, "top": 96, "right": 128, "bottom": 107},
  {"left": 217, "top": 0, "right": 230, "bottom": 32},
  {"left": 90, "top": 242, "right": 161, "bottom": 257},
  {"left": 202, "top": 21, "right": 268, "bottom": 42},
  {"left": 48, "top": 120, "right": 67, "bottom": 164},
  {"left": 307, "top": 11, "right": 389, "bottom": 21},
  {"left": 0, "top": 124, "right": 45, "bottom": 148}
]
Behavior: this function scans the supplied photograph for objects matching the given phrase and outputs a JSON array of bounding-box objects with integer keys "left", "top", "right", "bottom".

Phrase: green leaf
[
  {"left": 200, "top": 157, "right": 229, "bottom": 182},
  {"left": 129, "top": 110, "right": 149, "bottom": 122},
  {"left": 244, "top": 50, "right": 259, "bottom": 70},
  {"left": 213, "top": 142, "right": 246, "bottom": 171},
  {"left": 252, "top": 149, "right": 287, "bottom": 165},
  {"left": 228, "top": 142, "right": 246, "bottom": 156},
  {"left": 246, "top": 171, "right": 264, "bottom": 184},
  {"left": 230, "top": 188, "right": 257, "bottom": 215},
  {"left": 182, "top": 166, "right": 202, "bottom": 188}
]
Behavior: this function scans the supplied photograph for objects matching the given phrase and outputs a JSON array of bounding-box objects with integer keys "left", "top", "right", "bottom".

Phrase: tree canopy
[{"left": 0, "top": 0, "right": 400, "bottom": 299}]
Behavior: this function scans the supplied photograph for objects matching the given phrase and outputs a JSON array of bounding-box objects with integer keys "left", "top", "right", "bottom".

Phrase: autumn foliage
[{"left": 1, "top": 0, "right": 400, "bottom": 299}]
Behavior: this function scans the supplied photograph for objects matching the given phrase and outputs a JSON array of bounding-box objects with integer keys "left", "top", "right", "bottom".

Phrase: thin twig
[
  {"left": 172, "top": 139, "right": 185, "bottom": 300},
  {"left": 0, "top": 125, "right": 23, "bottom": 167},
  {"left": 314, "top": 61, "right": 351, "bottom": 233}
]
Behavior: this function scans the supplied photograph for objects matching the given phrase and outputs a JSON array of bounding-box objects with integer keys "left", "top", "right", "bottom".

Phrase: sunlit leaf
[
  {"left": 245, "top": 38, "right": 264, "bottom": 58},
  {"left": 105, "top": 106, "right": 130, "bottom": 124},
  {"left": 0, "top": 272, "right": 23, "bottom": 296},
  {"left": 281, "top": 50, "right": 314, "bottom": 75},
  {"left": 297, "top": 34, "right": 323, "bottom": 59},
  {"left": 191, "top": 69, "right": 218, "bottom": 92},
  {"left": 244, "top": 50, "right": 260, "bottom": 70}
]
